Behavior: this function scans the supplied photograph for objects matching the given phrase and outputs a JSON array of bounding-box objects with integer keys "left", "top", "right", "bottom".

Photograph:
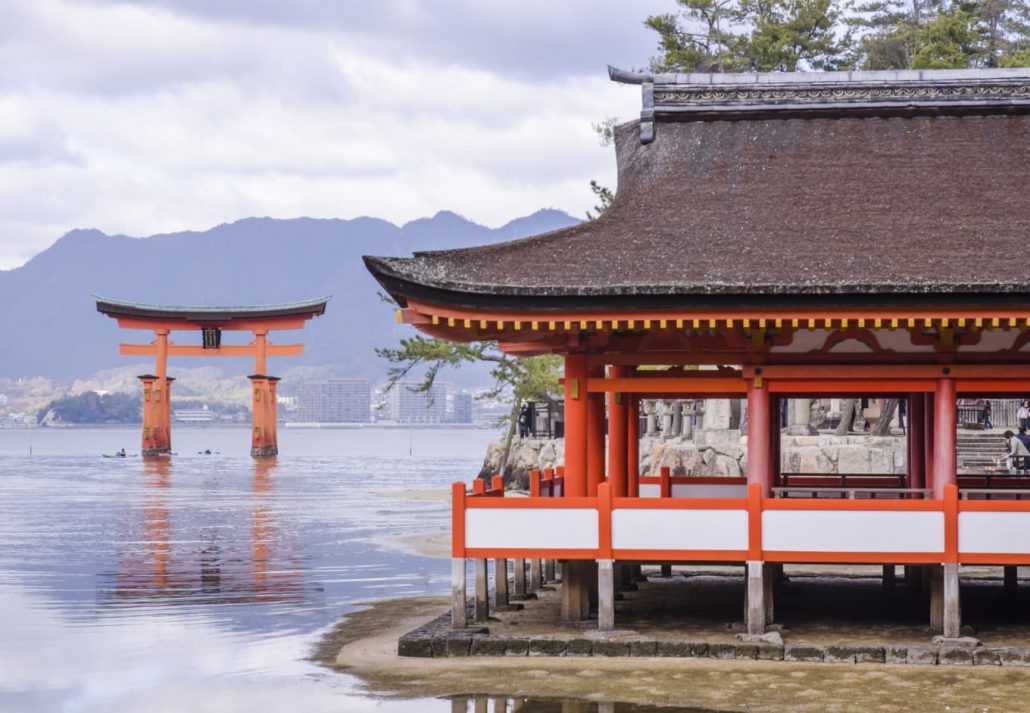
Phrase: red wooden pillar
[
  {"left": 250, "top": 375, "right": 278, "bottom": 458},
  {"left": 769, "top": 395, "right": 781, "bottom": 488},
  {"left": 908, "top": 394, "right": 926, "bottom": 489},
  {"left": 747, "top": 378, "right": 772, "bottom": 494},
  {"left": 924, "top": 392, "right": 936, "bottom": 493},
  {"left": 627, "top": 394, "right": 640, "bottom": 497},
  {"left": 607, "top": 366, "right": 629, "bottom": 497},
  {"left": 268, "top": 376, "right": 280, "bottom": 456},
  {"left": 139, "top": 375, "right": 157, "bottom": 455},
  {"left": 933, "top": 378, "right": 957, "bottom": 499},
  {"left": 139, "top": 374, "right": 172, "bottom": 456},
  {"left": 563, "top": 354, "right": 588, "bottom": 497},
  {"left": 586, "top": 365, "right": 606, "bottom": 496}
]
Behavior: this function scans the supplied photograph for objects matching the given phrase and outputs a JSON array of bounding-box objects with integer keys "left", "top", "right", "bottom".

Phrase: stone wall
[
  {"left": 480, "top": 431, "right": 906, "bottom": 487},
  {"left": 479, "top": 437, "right": 565, "bottom": 489}
]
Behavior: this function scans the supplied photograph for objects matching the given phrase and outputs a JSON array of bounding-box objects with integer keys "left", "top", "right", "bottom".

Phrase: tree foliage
[
  {"left": 644, "top": 0, "right": 1030, "bottom": 72},
  {"left": 376, "top": 336, "right": 560, "bottom": 406},
  {"left": 646, "top": 0, "right": 853, "bottom": 72},
  {"left": 585, "top": 180, "right": 615, "bottom": 220},
  {"left": 849, "top": 0, "right": 1030, "bottom": 68},
  {"left": 38, "top": 391, "right": 140, "bottom": 425},
  {"left": 376, "top": 335, "right": 562, "bottom": 478}
]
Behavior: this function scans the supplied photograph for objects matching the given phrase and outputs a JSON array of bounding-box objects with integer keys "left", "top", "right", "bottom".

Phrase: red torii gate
[{"left": 95, "top": 296, "right": 329, "bottom": 457}]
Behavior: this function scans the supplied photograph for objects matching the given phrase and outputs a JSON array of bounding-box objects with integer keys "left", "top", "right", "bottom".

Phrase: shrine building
[{"left": 365, "top": 67, "right": 1030, "bottom": 637}]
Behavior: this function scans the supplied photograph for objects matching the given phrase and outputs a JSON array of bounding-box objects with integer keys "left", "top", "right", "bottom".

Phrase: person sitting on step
[{"left": 1003, "top": 430, "right": 1030, "bottom": 474}]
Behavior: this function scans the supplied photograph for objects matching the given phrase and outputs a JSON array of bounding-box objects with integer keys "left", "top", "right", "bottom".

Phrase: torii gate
[{"left": 95, "top": 296, "right": 329, "bottom": 457}]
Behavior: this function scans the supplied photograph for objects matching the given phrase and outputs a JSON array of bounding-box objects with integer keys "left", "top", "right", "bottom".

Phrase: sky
[{"left": 0, "top": 0, "right": 673, "bottom": 270}]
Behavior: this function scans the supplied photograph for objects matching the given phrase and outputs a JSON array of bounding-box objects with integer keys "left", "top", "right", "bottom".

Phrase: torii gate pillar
[
  {"left": 138, "top": 374, "right": 174, "bottom": 456},
  {"left": 249, "top": 375, "right": 280, "bottom": 458}
]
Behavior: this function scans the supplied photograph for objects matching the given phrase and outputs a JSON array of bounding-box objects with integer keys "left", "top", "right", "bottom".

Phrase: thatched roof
[{"left": 366, "top": 69, "right": 1030, "bottom": 311}]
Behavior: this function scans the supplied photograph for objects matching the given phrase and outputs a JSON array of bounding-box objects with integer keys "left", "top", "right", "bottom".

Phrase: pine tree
[{"left": 646, "top": 0, "right": 853, "bottom": 72}]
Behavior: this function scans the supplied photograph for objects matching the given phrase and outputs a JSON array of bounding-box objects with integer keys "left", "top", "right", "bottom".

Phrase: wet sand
[{"left": 316, "top": 596, "right": 1030, "bottom": 712}]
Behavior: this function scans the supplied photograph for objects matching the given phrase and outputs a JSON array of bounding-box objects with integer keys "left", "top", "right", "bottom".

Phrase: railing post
[
  {"left": 530, "top": 469, "right": 541, "bottom": 498},
  {"left": 943, "top": 483, "right": 961, "bottom": 637},
  {"left": 491, "top": 474, "right": 504, "bottom": 494},
  {"left": 660, "top": 466, "right": 671, "bottom": 498},
  {"left": 746, "top": 482, "right": 766, "bottom": 635},
  {"left": 451, "top": 482, "right": 467, "bottom": 629},
  {"left": 597, "top": 481, "right": 615, "bottom": 630},
  {"left": 598, "top": 481, "right": 613, "bottom": 561}
]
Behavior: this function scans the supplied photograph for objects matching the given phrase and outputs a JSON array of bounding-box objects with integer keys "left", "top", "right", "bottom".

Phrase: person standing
[
  {"left": 518, "top": 403, "right": 530, "bottom": 438},
  {"left": 1019, "top": 401, "right": 1030, "bottom": 431},
  {"left": 983, "top": 400, "right": 994, "bottom": 430}
]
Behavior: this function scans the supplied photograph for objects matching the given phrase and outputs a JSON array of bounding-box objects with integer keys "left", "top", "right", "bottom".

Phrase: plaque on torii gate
[{"left": 95, "top": 296, "right": 329, "bottom": 457}]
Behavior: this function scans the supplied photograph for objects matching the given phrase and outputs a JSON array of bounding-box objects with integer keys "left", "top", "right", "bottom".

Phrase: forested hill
[{"left": 0, "top": 209, "right": 579, "bottom": 381}]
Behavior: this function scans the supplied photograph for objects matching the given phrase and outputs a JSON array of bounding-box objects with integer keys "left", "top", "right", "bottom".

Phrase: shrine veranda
[{"left": 365, "top": 67, "right": 1030, "bottom": 641}]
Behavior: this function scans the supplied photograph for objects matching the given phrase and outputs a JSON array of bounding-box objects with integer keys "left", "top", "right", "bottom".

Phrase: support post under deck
[
  {"left": 474, "top": 558, "right": 489, "bottom": 622},
  {"left": 746, "top": 561, "right": 766, "bottom": 635},
  {"left": 943, "top": 563, "right": 961, "bottom": 638},
  {"left": 598, "top": 559, "right": 615, "bottom": 631},
  {"left": 451, "top": 558, "right": 467, "bottom": 629}
]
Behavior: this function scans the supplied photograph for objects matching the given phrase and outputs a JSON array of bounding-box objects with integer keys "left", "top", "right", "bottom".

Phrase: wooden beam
[
  {"left": 745, "top": 364, "right": 1030, "bottom": 379},
  {"left": 768, "top": 379, "right": 936, "bottom": 394},
  {"left": 587, "top": 377, "right": 747, "bottom": 394},
  {"left": 405, "top": 298, "right": 1030, "bottom": 326},
  {"left": 120, "top": 343, "right": 304, "bottom": 357}
]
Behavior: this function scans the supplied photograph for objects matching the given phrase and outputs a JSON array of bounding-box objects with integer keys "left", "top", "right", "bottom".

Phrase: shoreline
[{"left": 315, "top": 595, "right": 1030, "bottom": 711}]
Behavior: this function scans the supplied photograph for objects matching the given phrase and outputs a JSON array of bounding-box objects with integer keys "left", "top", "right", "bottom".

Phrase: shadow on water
[
  {"left": 100, "top": 455, "right": 319, "bottom": 608},
  {"left": 447, "top": 698, "right": 720, "bottom": 712}
]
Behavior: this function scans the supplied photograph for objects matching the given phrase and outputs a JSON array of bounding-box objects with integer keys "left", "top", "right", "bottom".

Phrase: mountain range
[{"left": 0, "top": 209, "right": 579, "bottom": 383}]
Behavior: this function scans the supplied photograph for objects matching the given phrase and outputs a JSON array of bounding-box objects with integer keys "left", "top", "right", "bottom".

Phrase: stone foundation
[{"left": 398, "top": 611, "right": 1023, "bottom": 666}]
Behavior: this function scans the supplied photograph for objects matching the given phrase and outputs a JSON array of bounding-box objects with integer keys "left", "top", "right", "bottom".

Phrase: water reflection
[
  {"left": 0, "top": 427, "right": 496, "bottom": 711},
  {"left": 106, "top": 456, "right": 312, "bottom": 606}
]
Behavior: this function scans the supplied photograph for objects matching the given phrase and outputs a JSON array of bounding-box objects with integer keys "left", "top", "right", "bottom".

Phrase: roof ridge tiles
[{"left": 608, "top": 65, "right": 1030, "bottom": 143}]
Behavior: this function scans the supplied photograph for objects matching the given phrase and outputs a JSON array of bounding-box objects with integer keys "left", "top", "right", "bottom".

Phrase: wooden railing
[{"left": 453, "top": 480, "right": 1030, "bottom": 567}]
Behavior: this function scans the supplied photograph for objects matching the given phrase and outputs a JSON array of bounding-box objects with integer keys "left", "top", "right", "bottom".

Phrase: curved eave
[
  {"left": 94, "top": 295, "right": 330, "bottom": 322},
  {"left": 364, "top": 257, "right": 1030, "bottom": 313}
]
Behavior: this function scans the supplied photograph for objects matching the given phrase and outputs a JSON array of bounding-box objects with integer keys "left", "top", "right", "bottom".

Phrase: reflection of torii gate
[{"left": 95, "top": 296, "right": 329, "bottom": 457}]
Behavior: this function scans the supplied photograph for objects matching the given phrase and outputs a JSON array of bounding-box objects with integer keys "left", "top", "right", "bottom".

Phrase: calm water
[
  {"left": 0, "top": 428, "right": 706, "bottom": 713},
  {"left": 0, "top": 427, "right": 496, "bottom": 712}
]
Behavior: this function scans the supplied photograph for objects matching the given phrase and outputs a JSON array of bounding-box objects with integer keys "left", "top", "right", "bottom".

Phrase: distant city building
[
  {"left": 296, "top": 379, "right": 371, "bottom": 423},
  {"left": 173, "top": 405, "right": 216, "bottom": 423},
  {"left": 387, "top": 382, "right": 446, "bottom": 423},
  {"left": 450, "top": 391, "right": 473, "bottom": 424}
]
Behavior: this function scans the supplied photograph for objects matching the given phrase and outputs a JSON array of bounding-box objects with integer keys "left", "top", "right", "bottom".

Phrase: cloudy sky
[{"left": 0, "top": 0, "right": 673, "bottom": 269}]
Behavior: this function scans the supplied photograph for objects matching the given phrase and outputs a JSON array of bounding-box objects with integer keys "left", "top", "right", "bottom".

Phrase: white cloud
[{"left": 0, "top": 0, "right": 671, "bottom": 269}]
